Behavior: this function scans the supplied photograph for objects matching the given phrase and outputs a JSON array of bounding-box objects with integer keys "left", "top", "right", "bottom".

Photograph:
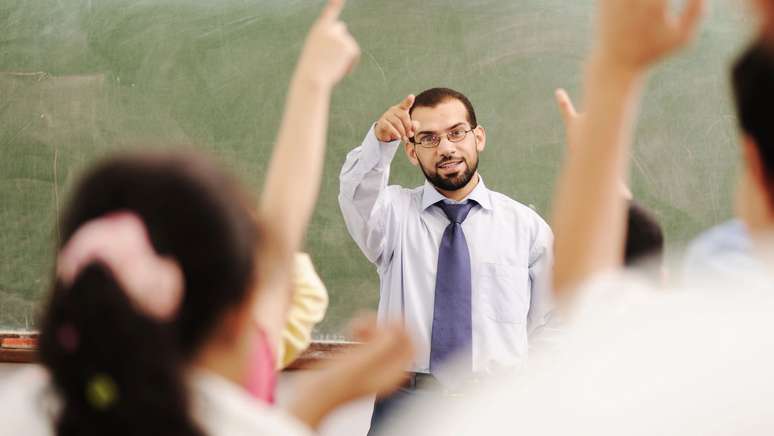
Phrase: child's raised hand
[
  {"left": 594, "top": 0, "right": 705, "bottom": 72},
  {"left": 296, "top": 0, "right": 361, "bottom": 88}
]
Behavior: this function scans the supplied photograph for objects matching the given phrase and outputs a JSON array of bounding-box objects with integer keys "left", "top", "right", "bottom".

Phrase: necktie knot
[{"left": 437, "top": 201, "right": 477, "bottom": 224}]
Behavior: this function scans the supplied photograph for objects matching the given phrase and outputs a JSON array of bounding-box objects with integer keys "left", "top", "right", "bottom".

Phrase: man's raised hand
[{"left": 375, "top": 94, "right": 419, "bottom": 143}]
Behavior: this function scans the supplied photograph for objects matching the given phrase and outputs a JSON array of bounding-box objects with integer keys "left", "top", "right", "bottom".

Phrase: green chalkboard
[{"left": 0, "top": 0, "right": 752, "bottom": 333}]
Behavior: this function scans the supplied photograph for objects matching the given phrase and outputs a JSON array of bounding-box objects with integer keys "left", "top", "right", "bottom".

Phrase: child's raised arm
[
  {"left": 551, "top": 0, "right": 704, "bottom": 297},
  {"left": 256, "top": 0, "right": 360, "bottom": 347}
]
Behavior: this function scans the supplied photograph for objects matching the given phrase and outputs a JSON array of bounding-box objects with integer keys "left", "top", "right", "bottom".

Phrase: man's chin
[
  {"left": 439, "top": 173, "right": 461, "bottom": 183},
  {"left": 429, "top": 175, "right": 469, "bottom": 192},
  {"left": 420, "top": 161, "right": 477, "bottom": 192}
]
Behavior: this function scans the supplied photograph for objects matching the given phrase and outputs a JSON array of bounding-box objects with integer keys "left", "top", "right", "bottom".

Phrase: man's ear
[
  {"left": 404, "top": 141, "right": 420, "bottom": 167},
  {"left": 474, "top": 125, "right": 486, "bottom": 153}
]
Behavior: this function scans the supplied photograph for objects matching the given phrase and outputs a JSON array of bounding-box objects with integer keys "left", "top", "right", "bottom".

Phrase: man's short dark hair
[
  {"left": 410, "top": 87, "right": 478, "bottom": 128},
  {"left": 624, "top": 201, "right": 664, "bottom": 281},
  {"left": 732, "top": 40, "right": 774, "bottom": 198}
]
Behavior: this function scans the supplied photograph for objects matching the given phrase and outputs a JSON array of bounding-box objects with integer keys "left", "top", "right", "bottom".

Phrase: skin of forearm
[
  {"left": 256, "top": 70, "right": 332, "bottom": 348},
  {"left": 551, "top": 52, "right": 645, "bottom": 296},
  {"left": 260, "top": 71, "right": 331, "bottom": 260},
  {"left": 286, "top": 367, "right": 352, "bottom": 429}
]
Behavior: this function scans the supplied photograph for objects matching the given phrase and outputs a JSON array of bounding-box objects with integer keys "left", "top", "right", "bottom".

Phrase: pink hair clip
[{"left": 56, "top": 212, "right": 184, "bottom": 321}]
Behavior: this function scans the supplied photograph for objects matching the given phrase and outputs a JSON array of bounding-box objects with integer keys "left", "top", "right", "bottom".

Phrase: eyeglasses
[{"left": 410, "top": 127, "right": 476, "bottom": 148}]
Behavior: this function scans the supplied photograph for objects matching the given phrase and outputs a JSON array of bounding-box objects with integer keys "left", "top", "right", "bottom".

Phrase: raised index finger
[
  {"left": 675, "top": 0, "right": 706, "bottom": 44},
  {"left": 318, "top": 0, "right": 345, "bottom": 23},
  {"left": 554, "top": 88, "right": 578, "bottom": 123},
  {"left": 398, "top": 94, "right": 415, "bottom": 111}
]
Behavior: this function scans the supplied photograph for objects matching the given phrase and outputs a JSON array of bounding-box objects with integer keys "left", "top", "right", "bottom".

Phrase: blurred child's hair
[
  {"left": 624, "top": 201, "right": 665, "bottom": 282},
  {"left": 38, "top": 151, "right": 260, "bottom": 436},
  {"left": 732, "top": 40, "right": 774, "bottom": 206}
]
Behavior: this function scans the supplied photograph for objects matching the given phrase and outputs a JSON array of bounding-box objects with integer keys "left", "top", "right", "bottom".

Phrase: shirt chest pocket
[{"left": 478, "top": 262, "right": 530, "bottom": 324}]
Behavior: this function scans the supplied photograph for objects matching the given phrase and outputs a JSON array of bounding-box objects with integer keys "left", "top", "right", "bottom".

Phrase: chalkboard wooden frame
[{"left": 0, "top": 332, "right": 350, "bottom": 368}]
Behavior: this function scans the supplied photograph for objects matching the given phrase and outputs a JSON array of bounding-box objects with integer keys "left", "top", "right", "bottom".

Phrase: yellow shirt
[{"left": 277, "top": 253, "right": 328, "bottom": 369}]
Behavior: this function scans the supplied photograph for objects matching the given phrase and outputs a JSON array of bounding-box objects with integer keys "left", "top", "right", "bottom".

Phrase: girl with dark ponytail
[
  {"left": 0, "top": 1, "right": 412, "bottom": 435},
  {"left": 37, "top": 154, "right": 261, "bottom": 436}
]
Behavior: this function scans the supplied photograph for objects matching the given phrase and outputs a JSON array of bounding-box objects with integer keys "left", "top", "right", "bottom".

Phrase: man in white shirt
[{"left": 338, "top": 87, "right": 554, "bottom": 431}]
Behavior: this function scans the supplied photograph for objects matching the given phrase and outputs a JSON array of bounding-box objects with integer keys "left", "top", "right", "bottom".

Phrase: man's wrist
[{"left": 373, "top": 122, "right": 391, "bottom": 143}]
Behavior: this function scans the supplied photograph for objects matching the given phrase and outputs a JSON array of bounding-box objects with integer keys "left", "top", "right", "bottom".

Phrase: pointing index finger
[{"left": 398, "top": 94, "right": 415, "bottom": 111}]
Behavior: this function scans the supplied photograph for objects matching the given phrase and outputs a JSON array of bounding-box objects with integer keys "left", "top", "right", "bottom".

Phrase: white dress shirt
[
  {"left": 0, "top": 365, "right": 312, "bottom": 436},
  {"left": 339, "top": 126, "right": 554, "bottom": 374}
]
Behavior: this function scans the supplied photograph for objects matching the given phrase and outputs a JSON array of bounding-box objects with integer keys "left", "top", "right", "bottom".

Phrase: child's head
[
  {"left": 38, "top": 151, "right": 260, "bottom": 436},
  {"left": 732, "top": 40, "right": 774, "bottom": 230},
  {"left": 624, "top": 202, "right": 665, "bottom": 284}
]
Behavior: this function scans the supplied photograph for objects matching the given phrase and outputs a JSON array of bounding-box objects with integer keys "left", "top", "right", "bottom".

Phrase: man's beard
[{"left": 419, "top": 155, "right": 479, "bottom": 192}]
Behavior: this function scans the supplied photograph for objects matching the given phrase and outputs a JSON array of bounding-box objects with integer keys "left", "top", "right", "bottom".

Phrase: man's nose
[{"left": 436, "top": 135, "right": 457, "bottom": 156}]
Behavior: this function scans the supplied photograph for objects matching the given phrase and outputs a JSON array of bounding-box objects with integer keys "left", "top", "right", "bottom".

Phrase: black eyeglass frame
[{"left": 409, "top": 126, "right": 477, "bottom": 148}]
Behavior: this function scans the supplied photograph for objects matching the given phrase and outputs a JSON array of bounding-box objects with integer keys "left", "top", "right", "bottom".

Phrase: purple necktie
[{"left": 430, "top": 200, "right": 476, "bottom": 387}]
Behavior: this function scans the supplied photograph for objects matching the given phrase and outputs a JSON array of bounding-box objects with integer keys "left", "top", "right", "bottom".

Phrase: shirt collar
[{"left": 421, "top": 174, "right": 493, "bottom": 211}]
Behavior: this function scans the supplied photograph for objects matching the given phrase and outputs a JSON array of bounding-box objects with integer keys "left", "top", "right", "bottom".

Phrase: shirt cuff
[{"left": 363, "top": 123, "right": 400, "bottom": 170}]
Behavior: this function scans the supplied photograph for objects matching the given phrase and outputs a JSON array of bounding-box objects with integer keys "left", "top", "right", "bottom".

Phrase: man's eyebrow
[{"left": 416, "top": 122, "right": 466, "bottom": 136}]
